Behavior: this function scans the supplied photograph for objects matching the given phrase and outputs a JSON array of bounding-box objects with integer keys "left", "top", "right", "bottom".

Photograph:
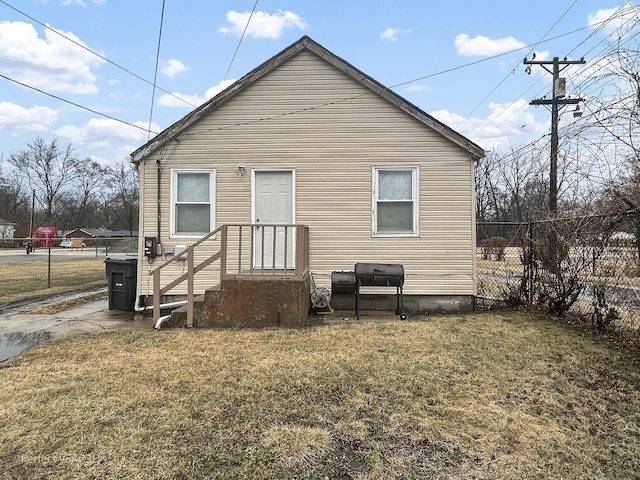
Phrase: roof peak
[{"left": 130, "top": 36, "right": 484, "bottom": 164}]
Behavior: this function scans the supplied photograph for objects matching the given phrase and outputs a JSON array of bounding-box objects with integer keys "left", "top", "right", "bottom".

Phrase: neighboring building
[
  {"left": 0, "top": 218, "right": 15, "bottom": 239},
  {"left": 64, "top": 228, "right": 138, "bottom": 247},
  {"left": 131, "top": 36, "right": 485, "bottom": 320},
  {"left": 64, "top": 228, "right": 138, "bottom": 240}
]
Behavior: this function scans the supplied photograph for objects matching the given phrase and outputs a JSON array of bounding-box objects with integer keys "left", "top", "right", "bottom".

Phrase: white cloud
[
  {"left": 588, "top": 5, "right": 640, "bottom": 35},
  {"left": 430, "top": 99, "right": 548, "bottom": 152},
  {"left": 0, "top": 102, "right": 58, "bottom": 134},
  {"left": 454, "top": 33, "right": 526, "bottom": 57},
  {"left": 161, "top": 59, "right": 190, "bottom": 79},
  {"left": 219, "top": 10, "right": 307, "bottom": 39},
  {"left": 38, "top": 0, "right": 106, "bottom": 5},
  {"left": 405, "top": 84, "right": 430, "bottom": 92},
  {"left": 430, "top": 109, "right": 477, "bottom": 138},
  {"left": 530, "top": 50, "right": 550, "bottom": 62},
  {"left": 203, "top": 81, "right": 237, "bottom": 100},
  {"left": 380, "top": 27, "right": 411, "bottom": 42},
  {"left": 157, "top": 92, "right": 203, "bottom": 108},
  {"left": 0, "top": 21, "right": 104, "bottom": 94},
  {"left": 56, "top": 118, "right": 160, "bottom": 152},
  {"left": 158, "top": 79, "right": 238, "bottom": 108}
]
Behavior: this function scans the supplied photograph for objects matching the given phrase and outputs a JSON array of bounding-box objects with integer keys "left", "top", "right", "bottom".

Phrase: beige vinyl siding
[{"left": 137, "top": 51, "right": 476, "bottom": 297}]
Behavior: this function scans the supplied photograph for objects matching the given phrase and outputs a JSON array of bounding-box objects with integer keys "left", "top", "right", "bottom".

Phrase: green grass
[{"left": 1, "top": 312, "right": 639, "bottom": 479}]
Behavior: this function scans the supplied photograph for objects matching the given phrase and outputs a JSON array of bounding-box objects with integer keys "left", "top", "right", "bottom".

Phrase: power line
[
  {"left": 224, "top": 0, "right": 260, "bottom": 80},
  {"left": 466, "top": 0, "right": 579, "bottom": 118},
  {"left": 0, "top": 72, "right": 156, "bottom": 135},
  {"left": 2, "top": 0, "right": 637, "bottom": 182},
  {"left": 468, "top": 6, "right": 639, "bottom": 139},
  {"left": 147, "top": 0, "right": 166, "bottom": 141},
  {"left": 391, "top": 22, "right": 601, "bottom": 92},
  {"left": 187, "top": 27, "right": 614, "bottom": 138},
  {"left": 0, "top": 0, "right": 197, "bottom": 109},
  {"left": 184, "top": 24, "right": 635, "bottom": 149}
]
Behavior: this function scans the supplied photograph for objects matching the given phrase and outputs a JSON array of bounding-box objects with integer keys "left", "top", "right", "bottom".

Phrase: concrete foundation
[
  {"left": 164, "top": 280, "right": 472, "bottom": 328},
  {"left": 331, "top": 293, "right": 474, "bottom": 315}
]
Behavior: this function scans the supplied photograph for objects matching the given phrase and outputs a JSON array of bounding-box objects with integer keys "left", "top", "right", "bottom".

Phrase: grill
[
  {"left": 331, "top": 271, "right": 357, "bottom": 294},
  {"left": 354, "top": 263, "right": 405, "bottom": 319}
]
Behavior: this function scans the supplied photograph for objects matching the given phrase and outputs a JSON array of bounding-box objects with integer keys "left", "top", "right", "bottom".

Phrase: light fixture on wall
[{"left": 237, "top": 163, "right": 245, "bottom": 178}]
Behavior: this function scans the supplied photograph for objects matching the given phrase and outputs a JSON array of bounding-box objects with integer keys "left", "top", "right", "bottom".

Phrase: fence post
[
  {"left": 527, "top": 220, "right": 533, "bottom": 305},
  {"left": 47, "top": 243, "right": 52, "bottom": 289}
]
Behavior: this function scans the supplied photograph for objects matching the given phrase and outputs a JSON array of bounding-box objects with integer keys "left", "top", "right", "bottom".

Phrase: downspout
[
  {"left": 135, "top": 297, "right": 187, "bottom": 313},
  {"left": 132, "top": 155, "right": 147, "bottom": 314},
  {"left": 154, "top": 315, "right": 171, "bottom": 330},
  {"left": 134, "top": 157, "right": 165, "bottom": 315},
  {"left": 156, "top": 158, "right": 162, "bottom": 249},
  {"left": 139, "top": 157, "right": 187, "bottom": 328}
]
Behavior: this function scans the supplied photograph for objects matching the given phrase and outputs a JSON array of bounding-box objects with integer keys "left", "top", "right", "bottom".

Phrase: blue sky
[{"left": 0, "top": 0, "right": 638, "bottom": 170}]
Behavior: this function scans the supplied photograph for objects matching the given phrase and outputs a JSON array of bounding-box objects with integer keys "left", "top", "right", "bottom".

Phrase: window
[
  {"left": 171, "top": 170, "right": 215, "bottom": 237},
  {"left": 373, "top": 167, "right": 418, "bottom": 236}
]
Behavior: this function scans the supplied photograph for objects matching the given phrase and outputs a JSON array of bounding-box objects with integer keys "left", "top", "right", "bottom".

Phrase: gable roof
[{"left": 131, "top": 36, "right": 485, "bottom": 164}]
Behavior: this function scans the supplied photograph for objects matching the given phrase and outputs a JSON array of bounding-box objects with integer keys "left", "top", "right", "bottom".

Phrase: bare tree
[
  {"left": 58, "top": 159, "right": 109, "bottom": 230},
  {"left": 104, "top": 162, "right": 139, "bottom": 234},
  {"left": 0, "top": 169, "right": 31, "bottom": 236},
  {"left": 475, "top": 146, "right": 548, "bottom": 224},
  {"left": 599, "top": 155, "right": 640, "bottom": 260},
  {"left": 560, "top": 35, "right": 640, "bottom": 207},
  {"left": 475, "top": 150, "right": 504, "bottom": 223},
  {"left": 7, "top": 137, "right": 79, "bottom": 224}
]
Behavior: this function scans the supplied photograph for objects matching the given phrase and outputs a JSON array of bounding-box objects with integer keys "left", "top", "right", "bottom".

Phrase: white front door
[{"left": 253, "top": 170, "right": 295, "bottom": 269}]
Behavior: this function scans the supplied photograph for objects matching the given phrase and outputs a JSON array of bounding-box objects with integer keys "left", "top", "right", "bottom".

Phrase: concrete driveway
[{"left": 0, "top": 289, "right": 154, "bottom": 362}]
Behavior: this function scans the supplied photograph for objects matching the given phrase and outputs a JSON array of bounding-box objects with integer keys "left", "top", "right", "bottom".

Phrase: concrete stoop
[{"left": 167, "top": 274, "right": 312, "bottom": 328}]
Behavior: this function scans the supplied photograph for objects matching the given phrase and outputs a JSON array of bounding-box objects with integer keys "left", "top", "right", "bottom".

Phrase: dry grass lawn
[
  {"left": 1, "top": 312, "right": 639, "bottom": 479},
  {"left": 0, "top": 258, "right": 107, "bottom": 305}
]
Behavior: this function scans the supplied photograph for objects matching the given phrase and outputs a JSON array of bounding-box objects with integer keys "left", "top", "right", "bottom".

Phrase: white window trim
[
  {"left": 170, "top": 169, "right": 216, "bottom": 238},
  {"left": 372, "top": 166, "right": 419, "bottom": 237}
]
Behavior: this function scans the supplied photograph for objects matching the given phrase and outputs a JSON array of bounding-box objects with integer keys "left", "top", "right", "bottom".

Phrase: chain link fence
[
  {"left": 477, "top": 214, "right": 640, "bottom": 332},
  {"left": 0, "top": 237, "right": 138, "bottom": 307}
]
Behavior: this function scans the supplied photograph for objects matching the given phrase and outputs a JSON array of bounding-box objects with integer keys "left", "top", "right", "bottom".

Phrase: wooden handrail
[
  {"left": 152, "top": 226, "right": 223, "bottom": 327},
  {"left": 151, "top": 224, "right": 309, "bottom": 327}
]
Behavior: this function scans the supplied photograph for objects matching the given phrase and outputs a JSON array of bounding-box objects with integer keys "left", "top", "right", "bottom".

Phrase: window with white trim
[
  {"left": 373, "top": 166, "right": 418, "bottom": 236},
  {"left": 171, "top": 170, "right": 215, "bottom": 237}
]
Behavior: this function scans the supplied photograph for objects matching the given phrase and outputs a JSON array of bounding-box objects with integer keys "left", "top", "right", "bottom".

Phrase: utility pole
[
  {"left": 29, "top": 188, "right": 35, "bottom": 237},
  {"left": 524, "top": 56, "right": 585, "bottom": 215}
]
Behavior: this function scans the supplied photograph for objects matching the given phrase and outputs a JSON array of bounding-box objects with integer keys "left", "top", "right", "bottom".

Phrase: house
[
  {"left": 64, "top": 228, "right": 138, "bottom": 239},
  {"left": 130, "top": 36, "right": 485, "bottom": 327},
  {"left": 0, "top": 218, "right": 15, "bottom": 239},
  {"left": 64, "top": 228, "right": 138, "bottom": 246}
]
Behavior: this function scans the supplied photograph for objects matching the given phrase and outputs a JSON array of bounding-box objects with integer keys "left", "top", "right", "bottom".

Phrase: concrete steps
[{"left": 165, "top": 274, "right": 311, "bottom": 328}]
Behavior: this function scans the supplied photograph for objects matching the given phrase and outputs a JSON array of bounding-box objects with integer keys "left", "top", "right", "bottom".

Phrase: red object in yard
[{"left": 32, "top": 226, "right": 57, "bottom": 247}]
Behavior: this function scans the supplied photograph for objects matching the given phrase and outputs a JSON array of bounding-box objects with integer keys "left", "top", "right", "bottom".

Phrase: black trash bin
[{"left": 104, "top": 255, "right": 138, "bottom": 311}]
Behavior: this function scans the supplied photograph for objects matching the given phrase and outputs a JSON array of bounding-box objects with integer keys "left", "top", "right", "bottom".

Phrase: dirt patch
[{"left": 26, "top": 291, "right": 108, "bottom": 315}]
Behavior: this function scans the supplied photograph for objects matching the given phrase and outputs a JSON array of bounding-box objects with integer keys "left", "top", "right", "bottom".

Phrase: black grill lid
[{"left": 354, "top": 263, "right": 404, "bottom": 287}]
